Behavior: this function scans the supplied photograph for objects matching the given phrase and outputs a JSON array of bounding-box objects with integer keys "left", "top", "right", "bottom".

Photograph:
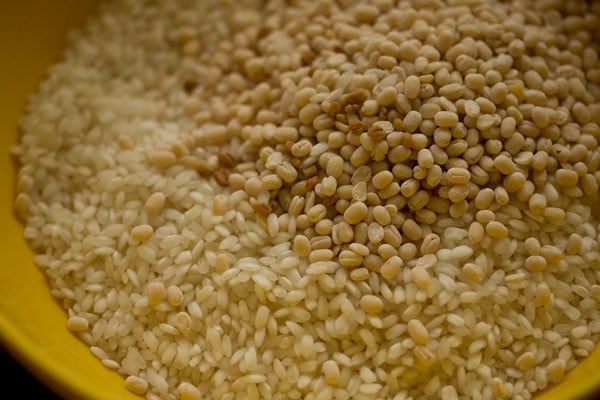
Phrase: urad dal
[{"left": 11, "top": 0, "right": 600, "bottom": 399}]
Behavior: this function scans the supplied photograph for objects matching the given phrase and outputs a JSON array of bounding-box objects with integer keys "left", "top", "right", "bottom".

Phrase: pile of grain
[{"left": 12, "top": 0, "right": 600, "bottom": 399}]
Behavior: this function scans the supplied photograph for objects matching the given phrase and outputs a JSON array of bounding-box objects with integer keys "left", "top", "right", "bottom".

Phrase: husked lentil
[
  {"left": 67, "top": 316, "right": 89, "bottom": 332},
  {"left": 412, "top": 266, "right": 431, "bottom": 289},
  {"left": 407, "top": 319, "right": 429, "bottom": 345},
  {"left": 525, "top": 255, "right": 547, "bottom": 272},
  {"left": 486, "top": 221, "right": 509, "bottom": 239},
  {"left": 130, "top": 224, "right": 153, "bottom": 242},
  {"left": 151, "top": 150, "right": 177, "bottom": 169},
  {"left": 404, "top": 75, "right": 421, "bottom": 99},
  {"left": 146, "top": 281, "right": 166, "bottom": 305},
  {"left": 556, "top": 169, "right": 579, "bottom": 187},
  {"left": 177, "top": 382, "right": 201, "bottom": 400},
  {"left": 547, "top": 359, "right": 567, "bottom": 382},
  {"left": 434, "top": 111, "right": 459, "bottom": 128},
  {"left": 380, "top": 256, "right": 402, "bottom": 281},
  {"left": 463, "top": 263, "right": 484, "bottom": 283},
  {"left": 166, "top": 285, "right": 183, "bottom": 307},
  {"left": 125, "top": 376, "right": 149, "bottom": 396},
  {"left": 144, "top": 192, "right": 166, "bottom": 214},
  {"left": 360, "top": 295, "right": 384, "bottom": 314},
  {"left": 344, "top": 202, "right": 368, "bottom": 225},
  {"left": 372, "top": 171, "right": 394, "bottom": 190},
  {"left": 322, "top": 360, "right": 340, "bottom": 385}
]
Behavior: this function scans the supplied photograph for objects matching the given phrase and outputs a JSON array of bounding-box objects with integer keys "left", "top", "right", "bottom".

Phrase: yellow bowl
[
  {"left": 0, "top": 2, "right": 135, "bottom": 399},
  {"left": 0, "top": 2, "right": 598, "bottom": 399}
]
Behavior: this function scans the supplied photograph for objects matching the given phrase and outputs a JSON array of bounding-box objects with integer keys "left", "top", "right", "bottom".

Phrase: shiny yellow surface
[
  {"left": 0, "top": 2, "right": 598, "bottom": 400},
  {"left": 0, "top": 2, "right": 135, "bottom": 399}
]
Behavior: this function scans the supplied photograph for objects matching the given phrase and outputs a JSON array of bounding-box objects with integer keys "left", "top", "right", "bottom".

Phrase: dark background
[
  {"left": 0, "top": 347, "right": 60, "bottom": 399},
  {"left": 2, "top": 344, "right": 600, "bottom": 400}
]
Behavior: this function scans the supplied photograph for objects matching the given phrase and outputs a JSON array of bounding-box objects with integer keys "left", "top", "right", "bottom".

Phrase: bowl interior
[
  {"left": 0, "top": 1, "right": 135, "bottom": 399},
  {"left": 0, "top": 2, "right": 599, "bottom": 400}
]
